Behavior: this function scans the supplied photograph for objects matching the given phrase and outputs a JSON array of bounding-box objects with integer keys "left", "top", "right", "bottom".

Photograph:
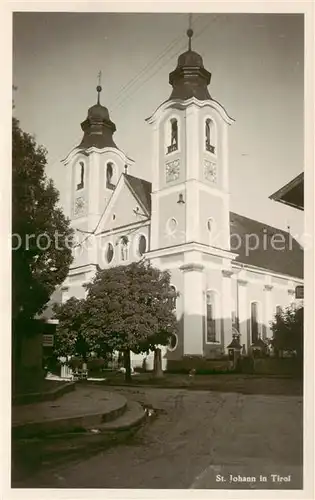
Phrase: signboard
[
  {"left": 295, "top": 285, "right": 304, "bottom": 299},
  {"left": 43, "top": 334, "right": 54, "bottom": 347}
]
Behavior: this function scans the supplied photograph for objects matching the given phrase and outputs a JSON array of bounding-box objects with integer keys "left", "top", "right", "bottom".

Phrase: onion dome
[
  {"left": 168, "top": 28, "right": 212, "bottom": 101},
  {"left": 177, "top": 49, "right": 204, "bottom": 68},
  {"left": 79, "top": 83, "right": 118, "bottom": 149}
]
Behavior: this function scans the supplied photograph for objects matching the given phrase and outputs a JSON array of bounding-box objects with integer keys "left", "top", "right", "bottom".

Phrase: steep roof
[
  {"left": 124, "top": 174, "right": 152, "bottom": 213},
  {"left": 230, "top": 212, "right": 303, "bottom": 279},
  {"left": 269, "top": 172, "right": 304, "bottom": 211},
  {"left": 127, "top": 176, "right": 303, "bottom": 279}
]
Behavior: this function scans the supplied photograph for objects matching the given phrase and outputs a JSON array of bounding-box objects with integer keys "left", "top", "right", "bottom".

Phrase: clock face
[
  {"left": 204, "top": 160, "right": 217, "bottom": 183},
  {"left": 165, "top": 159, "right": 180, "bottom": 182},
  {"left": 74, "top": 196, "right": 86, "bottom": 217}
]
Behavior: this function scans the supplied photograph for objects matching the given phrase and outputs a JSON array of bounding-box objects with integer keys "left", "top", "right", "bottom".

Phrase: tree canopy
[
  {"left": 270, "top": 305, "right": 303, "bottom": 357},
  {"left": 53, "top": 261, "right": 179, "bottom": 374},
  {"left": 12, "top": 118, "right": 73, "bottom": 327}
]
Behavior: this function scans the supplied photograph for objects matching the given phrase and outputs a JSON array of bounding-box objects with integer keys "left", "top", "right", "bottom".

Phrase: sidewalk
[{"left": 12, "top": 385, "right": 145, "bottom": 438}]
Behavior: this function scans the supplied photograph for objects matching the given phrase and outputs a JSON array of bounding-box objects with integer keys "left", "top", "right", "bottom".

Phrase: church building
[{"left": 58, "top": 28, "right": 303, "bottom": 368}]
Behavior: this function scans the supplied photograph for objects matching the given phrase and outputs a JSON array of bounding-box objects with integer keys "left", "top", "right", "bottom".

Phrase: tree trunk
[
  {"left": 153, "top": 348, "right": 163, "bottom": 379},
  {"left": 124, "top": 349, "right": 132, "bottom": 382}
]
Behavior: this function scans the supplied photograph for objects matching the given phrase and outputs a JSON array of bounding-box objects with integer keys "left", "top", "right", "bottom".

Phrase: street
[{"left": 13, "top": 386, "right": 303, "bottom": 489}]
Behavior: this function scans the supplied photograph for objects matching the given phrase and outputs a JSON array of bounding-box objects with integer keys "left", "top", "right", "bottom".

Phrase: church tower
[
  {"left": 61, "top": 78, "right": 134, "bottom": 300},
  {"left": 146, "top": 26, "right": 236, "bottom": 357}
]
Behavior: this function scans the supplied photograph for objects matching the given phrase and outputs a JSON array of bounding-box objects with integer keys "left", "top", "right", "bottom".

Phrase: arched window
[
  {"left": 206, "top": 291, "right": 220, "bottom": 343},
  {"left": 105, "top": 242, "right": 114, "bottom": 264},
  {"left": 76, "top": 161, "right": 85, "bottom": 190},
  {"left": 167, "top": 118, "right": 178, "bottom": 154},
  {"left": 120, "top": 236, "right": 129, "bottom": 262},
  {"left": 205, "top": 118, "right": 216, "bottom": 154},
  {"left": 251, "top": 302, "right": 261, "bottom": 343},
  {"left": 168, "top": 333, "right": 178, "bottom": 352},
  {"left": 138, "top": 234, "right": 147, "bottom": 257},
  {"left": 168, "top": 285, "right": 177, "bottom": 311},
  {"left": 106, "top": 162, "right": 115, "bottom": 190}
]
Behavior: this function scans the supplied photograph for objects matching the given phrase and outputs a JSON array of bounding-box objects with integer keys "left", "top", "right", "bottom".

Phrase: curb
[
  {"left": 13, "top": 381, "right": 76, "bottom": 406},
  {"left": 83, "top": 380, "right": 302, "bottom": 396},
  {"left": 12, "top": 396, "right": 128, "bottom": 439}
]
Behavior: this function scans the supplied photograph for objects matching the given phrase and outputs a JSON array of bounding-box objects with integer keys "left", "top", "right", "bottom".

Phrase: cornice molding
[
  {"left": 222, "top": 269, "right": 234, "bottom": 278},
  {"left": 62, "top": 146, "right": 134, "bottom": 166},
  {"left": 238, "top": 279, "right": 248, "bottom": 286},
  {"left": 146, "top": 97, "right": 234, "bottom": 126},
  {"left": 146, "top": 241, "right": 238, "bottom": 261},
  {"left": 180, "top": 263, "right": 204, "bottom": 273},
  {"left": 264, "top": 284, "right": 274, "bottom": 292}
]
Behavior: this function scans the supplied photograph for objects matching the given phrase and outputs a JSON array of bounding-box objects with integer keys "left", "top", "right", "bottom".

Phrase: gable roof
[
  {"left": 124, "top": 174, "right": 152, "bottom": 213},
  {"left": 123, "top": 175, "right": 303, "bottom": 279}
]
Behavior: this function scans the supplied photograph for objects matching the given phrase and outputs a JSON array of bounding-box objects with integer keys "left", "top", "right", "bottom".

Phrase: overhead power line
[
  {"left": 73, "top": 14, "right": 223, "bottom": 251},
  {"left": 112, "top": 15, "right": 220, "bottom": 112},
  {"left": 109, "top": 14, "right": 204, "bottom": 111}
]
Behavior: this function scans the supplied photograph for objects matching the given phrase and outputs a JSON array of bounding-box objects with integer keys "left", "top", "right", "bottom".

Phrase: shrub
[
  {"left": 166, "top": 356, "right": 231, "bottom": 374},
  {"left": 87, "top": 358, "right": 106, "bottom": 371},
  {"left": 67, "top": 357, "right": 83, "bottom": 369}
]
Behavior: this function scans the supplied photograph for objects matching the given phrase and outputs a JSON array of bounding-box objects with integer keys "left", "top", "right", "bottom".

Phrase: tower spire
[
  {"left": 96, "top": 70, "right": 102, "bottom": 105},
  {"left": 187, "top": 13, "right": 193, "bottom": 51}
]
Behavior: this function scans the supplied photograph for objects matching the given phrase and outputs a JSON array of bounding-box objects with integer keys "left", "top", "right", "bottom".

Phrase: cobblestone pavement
[{"left": 13, "top": 387, "right": 303, "bottom": 489}]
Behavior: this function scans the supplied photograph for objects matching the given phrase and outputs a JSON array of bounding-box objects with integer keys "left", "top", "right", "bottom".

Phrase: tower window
[
  {"left": 76, "top": 161, "right": 85, "bottom": 190},
  {"left": 205, "top": 118, "right": 216, "bottom": 154},
  {"left": 167, "top": 118, "right": 178, "bottom": 154},
  {"left": 106, "top": 162, "right": 115, "bottom": 190}
]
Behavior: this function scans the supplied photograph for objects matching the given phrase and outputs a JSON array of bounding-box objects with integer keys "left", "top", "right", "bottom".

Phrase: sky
[{"left": 13, "top": 12, "right": 304, "bottom": 241}]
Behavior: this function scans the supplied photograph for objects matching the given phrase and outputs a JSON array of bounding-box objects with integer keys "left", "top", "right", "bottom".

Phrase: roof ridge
[{"left": 230, "top": 211, "right": 295, "bottom": 238}]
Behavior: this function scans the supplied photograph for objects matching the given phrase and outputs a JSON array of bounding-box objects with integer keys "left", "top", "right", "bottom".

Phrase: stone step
[
  {"left": 12, "top": 387, "right": 127, "bottom": 439},
  {"left": 96, "top": 400, "right": 146, "bottom": 432}
]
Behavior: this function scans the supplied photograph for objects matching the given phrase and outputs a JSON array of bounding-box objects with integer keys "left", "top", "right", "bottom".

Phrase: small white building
[{"left": 55, "top": 29, "right": 303, "bottom": 368}]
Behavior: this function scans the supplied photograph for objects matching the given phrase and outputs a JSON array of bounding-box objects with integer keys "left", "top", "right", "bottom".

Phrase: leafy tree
[
  {"left": 270, "top": 305, "right": 303, "bottom": 358},
  {"left": 54, "top": 262, "right": 178, "bottom": 381},
  {"left": 53, "top": 298, "right": 88, "bottom": 361},
  {"left": 12, "top": 118, "right": 73, "bottom": 323},
  {"left": 12, "top": 118, "right": 73, "bottom": 380}
]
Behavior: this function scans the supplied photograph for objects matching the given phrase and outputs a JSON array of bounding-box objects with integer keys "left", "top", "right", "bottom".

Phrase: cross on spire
[
  {"left": 96, "top": 70, "right": 102, "bottom": 104},
  {"left": 187, "top": 13, "right": 193, "bottom": 51}
]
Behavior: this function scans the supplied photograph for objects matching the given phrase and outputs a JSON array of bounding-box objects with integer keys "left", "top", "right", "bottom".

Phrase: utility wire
[
  {"left": 112, "top": 15, "right": 220, "bottom": 112},
  {"left": 73, "top": 14, "right": 223, "bottom": 251},
  {"left": 108, "top": 14, "right": 203, "bottom": 110}
]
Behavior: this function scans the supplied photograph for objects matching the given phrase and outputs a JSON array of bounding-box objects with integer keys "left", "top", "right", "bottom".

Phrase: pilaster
[
  {"left": 87, "top": 152, "right": 100, "bottom": 234},
  {"left": 263, "top": 283, "right": 274, "bottom": 339},
  {"left": 237, "top": 278, "right": 249, "bottom": 351},
  {"left": 185, "top": 104, "right": 200, "bottom": 181},
  {"left": 180, "top": 263, "right": 204, "bottom": 355},
  {"left": 221, "top": 269, "right": 233, "bottom": 350},
  {"left": 185, "top": 180, "right": 200, "bottom": 242}
]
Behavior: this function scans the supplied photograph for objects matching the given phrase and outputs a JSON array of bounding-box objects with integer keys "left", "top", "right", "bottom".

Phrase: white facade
[{"left": 59, "top": 41, "right": 303, "bottom": 367}]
